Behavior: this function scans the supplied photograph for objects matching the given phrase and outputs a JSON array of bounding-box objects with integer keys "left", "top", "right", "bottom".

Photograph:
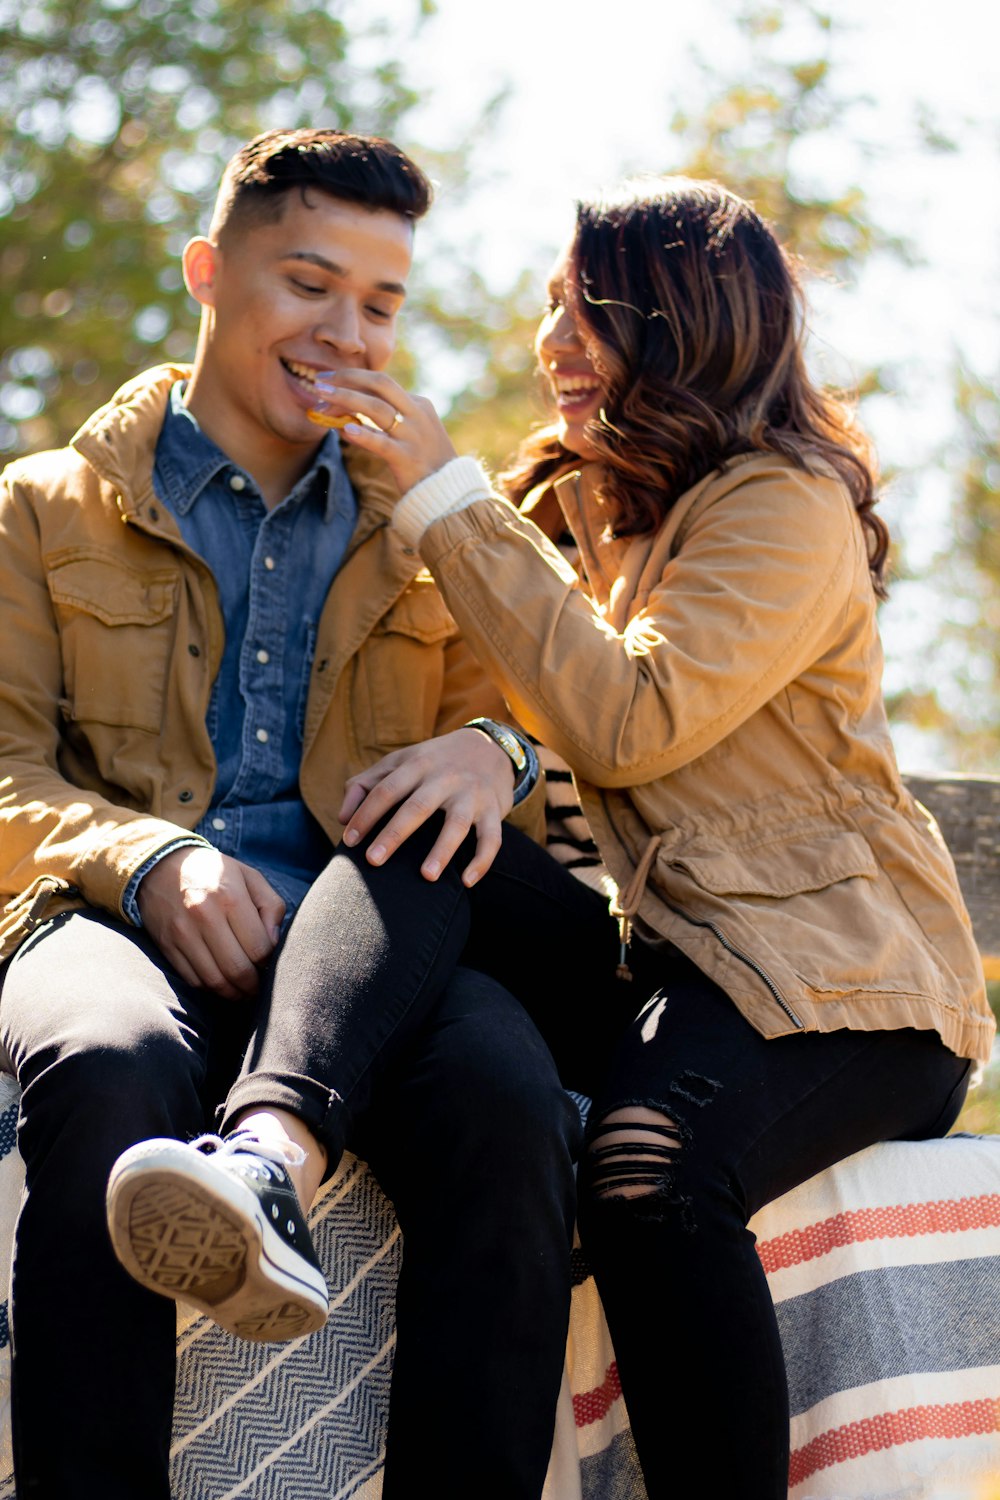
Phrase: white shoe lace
[{"left": 190, "top": 1131, "right": 307, "bottom": 1170}]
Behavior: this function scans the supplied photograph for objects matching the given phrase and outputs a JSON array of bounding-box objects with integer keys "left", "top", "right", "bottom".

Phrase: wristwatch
[{"left": 463, "top": 717, "right": 528, "bottom": 778}]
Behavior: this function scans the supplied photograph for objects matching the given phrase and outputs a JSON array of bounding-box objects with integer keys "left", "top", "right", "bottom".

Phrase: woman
[
  {"left": 318, "top": 177, "right": 993, "bottom": 1496},
  {"left": 112, "top": 179, "right": 993, "bottom": 1498}
]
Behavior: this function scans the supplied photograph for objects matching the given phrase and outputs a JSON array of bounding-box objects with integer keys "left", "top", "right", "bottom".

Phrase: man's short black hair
[{"left": 211, "top": 128, "right": 433, "bottom": 240}]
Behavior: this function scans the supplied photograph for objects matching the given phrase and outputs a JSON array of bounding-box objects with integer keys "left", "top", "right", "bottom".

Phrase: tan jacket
[
  {"left": 416, "top": 456, "right": 993, "bottom": 1064},
  {"left": 0, "top": 367, "right": 539, "bottom": 959}
]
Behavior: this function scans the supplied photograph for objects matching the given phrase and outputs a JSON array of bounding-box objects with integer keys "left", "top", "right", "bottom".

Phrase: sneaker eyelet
[
  {"left": 286, "top": 1220, "right": 295, "bottom": 1235},
  {"left": 271, "top": 1205, "right": 280, "bottom": 1220}
]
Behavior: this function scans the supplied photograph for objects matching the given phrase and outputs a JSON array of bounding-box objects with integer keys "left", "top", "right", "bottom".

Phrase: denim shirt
[{"left": 127, "top": 383, "right": 358, "bottom": 921}]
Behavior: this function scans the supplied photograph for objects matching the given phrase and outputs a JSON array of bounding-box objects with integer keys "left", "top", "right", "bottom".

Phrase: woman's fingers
[
  {"left": 338, "top": 731, "right": 514, "bottom": 880},
  {"left": 319, "top": 370, "right": 457, "bottom": 493}
]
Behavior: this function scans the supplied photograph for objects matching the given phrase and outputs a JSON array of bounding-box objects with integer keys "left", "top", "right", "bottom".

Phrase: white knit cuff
[{"left": 393, "top": 457, "right": 493, "bottom": 546}]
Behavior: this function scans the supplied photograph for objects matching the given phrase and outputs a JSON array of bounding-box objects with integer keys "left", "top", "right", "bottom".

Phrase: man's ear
[{"left": 182, "top": 237, "right": 221, "bottom": 308}]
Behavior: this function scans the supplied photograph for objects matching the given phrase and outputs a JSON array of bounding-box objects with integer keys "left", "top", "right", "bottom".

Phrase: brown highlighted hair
[
  {"left": 504, "top": 178, "right": 888, "bottom": 596},
  {"left": 211, "top": 128, "right": 433, "bottom": 240}
]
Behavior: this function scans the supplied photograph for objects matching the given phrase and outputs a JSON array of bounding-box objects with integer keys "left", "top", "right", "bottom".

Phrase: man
[{"left": 0, "top": 130, "right": 578, "bottom": 1498}]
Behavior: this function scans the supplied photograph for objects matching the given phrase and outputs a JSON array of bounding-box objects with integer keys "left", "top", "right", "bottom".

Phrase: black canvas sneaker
[{"left": 106, "top": 1132, "right": 329, "bottom": 1343}]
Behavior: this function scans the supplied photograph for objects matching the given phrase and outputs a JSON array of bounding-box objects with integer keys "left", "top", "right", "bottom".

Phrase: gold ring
[{"left": 389, "top": 410, "right": 404, "bottom": 432}]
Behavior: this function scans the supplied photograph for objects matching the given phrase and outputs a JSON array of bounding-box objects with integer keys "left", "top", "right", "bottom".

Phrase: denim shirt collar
[{"left": 155, "top": 380, "right": 343, "bottom": 519}]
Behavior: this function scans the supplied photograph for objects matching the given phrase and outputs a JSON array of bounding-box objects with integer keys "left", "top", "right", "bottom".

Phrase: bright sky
[{"left": 345, "top": 0, "right": 1000, "bottom": 768}]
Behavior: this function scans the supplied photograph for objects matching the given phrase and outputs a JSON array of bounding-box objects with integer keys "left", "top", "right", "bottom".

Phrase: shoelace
[{"left": 189, "top": 1130, "right": 307, "bottom": 1171}]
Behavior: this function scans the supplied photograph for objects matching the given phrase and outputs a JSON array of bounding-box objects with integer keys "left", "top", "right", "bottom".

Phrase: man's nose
[{"left": 317, "top": 300, "right": 365, "bottom": 358}]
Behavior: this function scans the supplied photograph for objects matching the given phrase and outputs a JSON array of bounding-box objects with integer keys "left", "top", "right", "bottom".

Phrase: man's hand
[
  {"left": 339, "top": 729, "right": 516, "bottom": 886},
  {"left": 137, "top": 846, "right": 285, "bottom": 1000}
]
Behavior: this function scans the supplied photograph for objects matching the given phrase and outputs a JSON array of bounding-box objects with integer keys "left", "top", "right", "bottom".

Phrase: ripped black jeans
[{"left": 461, "top": 827, "right": 972, "bottom": 1500}]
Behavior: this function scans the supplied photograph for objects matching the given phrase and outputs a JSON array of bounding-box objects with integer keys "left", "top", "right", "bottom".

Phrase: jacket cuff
[{"left": 393, "top": 457, "right": 493, "bottom": 546}]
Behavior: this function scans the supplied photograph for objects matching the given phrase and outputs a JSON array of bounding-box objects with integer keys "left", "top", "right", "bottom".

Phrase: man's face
[{"left": 184, "top": 190, "right": 414, "bottom": 453}]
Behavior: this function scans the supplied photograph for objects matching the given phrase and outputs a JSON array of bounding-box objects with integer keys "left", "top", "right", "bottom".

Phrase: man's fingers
[
  {"left": 240, "top": 863, "right": 286, "bottom": 946},
  {"left": 162, "top": 926, "right": 249, "bottom": 1002}
]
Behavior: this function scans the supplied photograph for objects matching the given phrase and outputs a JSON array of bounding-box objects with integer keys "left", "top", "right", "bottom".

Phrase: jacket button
[
  {"left": 188, "top": 643, "right": 201, "bottom": 657},
  {"left": 178, "top": 789, "right": 193, "bottom": 803},
  {"left": 148, "top": 505, "right": 159, "bottom": 521},
  {"left": 316, "top": 659, "right": 329, "bottom": 673}
]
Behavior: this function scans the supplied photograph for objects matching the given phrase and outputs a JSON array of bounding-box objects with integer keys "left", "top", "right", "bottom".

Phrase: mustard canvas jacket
[
  {"left": 0, "top": 367, "right": 539, "bottom": 959},
  {"left": 415, "top": 456, "right": 993, "bottom": 1064}
]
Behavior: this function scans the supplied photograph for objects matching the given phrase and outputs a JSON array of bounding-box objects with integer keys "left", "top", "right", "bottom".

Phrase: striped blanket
[{"left": 0, "top": 1072, "right": 997, "bottom": 1497}]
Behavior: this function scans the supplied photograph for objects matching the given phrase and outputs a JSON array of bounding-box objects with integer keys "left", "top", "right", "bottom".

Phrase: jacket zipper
[
  {"left": 665, "top": 898, "right": 805, "bottom": 1030},
  {"left": 601, "top": 801, "right": 804, "bottom": 1029}
]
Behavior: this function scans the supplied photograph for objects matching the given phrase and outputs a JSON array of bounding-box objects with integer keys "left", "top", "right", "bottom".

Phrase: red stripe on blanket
[
  {"left": 757, "top": 1193, "right": 1000, "bottom": 1273},
  {"left": 789, "top": 1398, "right": 1000, "bottom": 1485},
  {"left": 573, "top": 1362, "right": 622, "bottom": 1427}
]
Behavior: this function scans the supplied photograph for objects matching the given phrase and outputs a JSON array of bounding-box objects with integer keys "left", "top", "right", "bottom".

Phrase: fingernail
[
  {"left": 369, "top": 843, "right": 385, "bottom": 864},
  {"left": 343, "top": 828, "right": 359, "bottom": 846},
  {"left": 423, "top": 859, "right": 440, "bottom": 879},
  {"left": 463, "top": 869, "right": 479, "bottom": 887}
]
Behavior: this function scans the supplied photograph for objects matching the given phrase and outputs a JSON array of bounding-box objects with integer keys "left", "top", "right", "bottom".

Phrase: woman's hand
[
  {"left": 312, "top": 370, "right": 457, "bottom": 495},
  {"left": 339, "top": 729, "right": 516, "bottom": 886}
]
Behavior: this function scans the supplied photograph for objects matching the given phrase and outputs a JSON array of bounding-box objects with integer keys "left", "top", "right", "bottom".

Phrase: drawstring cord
[{"left": 609, "top": 833, "right": 663, "bottom": 980}]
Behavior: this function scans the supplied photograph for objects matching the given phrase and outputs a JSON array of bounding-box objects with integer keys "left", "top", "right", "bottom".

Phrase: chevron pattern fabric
[{"left": 0, "top": 1066, "right": 997, "bottom": 1497}]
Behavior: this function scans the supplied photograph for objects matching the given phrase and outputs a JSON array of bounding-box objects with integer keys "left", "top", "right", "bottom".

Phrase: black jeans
[
  {"left": 0, "top": 823, "right": 580, "bottom": 1500},
  {"left": 453, "top": 827, "right": 972, "bottom": 1500}
]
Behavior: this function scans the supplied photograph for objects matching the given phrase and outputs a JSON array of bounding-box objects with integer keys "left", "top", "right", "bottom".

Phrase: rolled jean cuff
[{"left": 220, "top": 1070, "right": 348, "bottom": 1168}]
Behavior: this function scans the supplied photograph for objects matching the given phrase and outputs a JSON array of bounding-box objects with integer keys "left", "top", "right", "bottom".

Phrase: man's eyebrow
[{"left": 284, "top": 251, "right": 407, "bottom": 297}]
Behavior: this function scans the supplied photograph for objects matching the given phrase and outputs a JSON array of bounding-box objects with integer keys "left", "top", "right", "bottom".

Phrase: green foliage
[{"left": 0, "top": 0, "right": 427, "bottom": 454}]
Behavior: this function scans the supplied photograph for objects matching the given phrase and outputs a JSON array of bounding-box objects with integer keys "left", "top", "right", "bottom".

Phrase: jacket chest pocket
[
  {"left": 355, "top": 584, "right": 453, "bottom": 749},
  {"left": 46, "top": 551, "right": 179, "bottom": 734}
]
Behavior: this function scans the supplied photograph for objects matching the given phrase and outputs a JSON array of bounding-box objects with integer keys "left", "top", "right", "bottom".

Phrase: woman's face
[{"left": 535, "top": 242, "right": 603, "bottom": 459}]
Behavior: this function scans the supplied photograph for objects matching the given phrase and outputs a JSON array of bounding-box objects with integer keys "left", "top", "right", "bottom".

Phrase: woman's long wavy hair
[{"left": 502, "top": 178, "right": 888, "bottom": 596}]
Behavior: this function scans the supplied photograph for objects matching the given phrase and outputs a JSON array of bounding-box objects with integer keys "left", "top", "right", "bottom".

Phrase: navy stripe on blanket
[{"left": 778, "top": 1257, "right": 1000, "bottom": 1416}]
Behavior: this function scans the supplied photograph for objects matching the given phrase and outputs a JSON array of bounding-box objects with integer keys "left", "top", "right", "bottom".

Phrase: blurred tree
[
  {"left": 449, "top": 0, "right": 903, "bottom": 474},
  {"left": 0, "top": 0, "right": 435, "bottom": 454},
  {"left": 895, "top": 367, "right": 1000, "bottom": 767},
  {"left": 949, "top": 369, "right": 1000, "bottom": 758},
  {"left": 668, "top": 3, "right": 909, "bottom": 278}
]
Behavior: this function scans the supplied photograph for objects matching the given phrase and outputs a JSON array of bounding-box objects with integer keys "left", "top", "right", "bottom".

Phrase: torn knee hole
[{"left": 587, "top": 1106, "right": 681, "bottom": 1200}]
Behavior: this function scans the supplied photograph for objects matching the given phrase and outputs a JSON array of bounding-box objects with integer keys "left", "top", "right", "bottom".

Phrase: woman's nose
[{"left": 540, "top": 306, "right": 583, "bottom": 359}]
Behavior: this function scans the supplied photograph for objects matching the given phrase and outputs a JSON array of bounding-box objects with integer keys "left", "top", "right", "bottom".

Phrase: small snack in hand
[
  {"left": 305, "top": 372, "right": 357, "bottom": 429},
  {"left": 307, "top": 408, "right": 355, "bottom": 429}
]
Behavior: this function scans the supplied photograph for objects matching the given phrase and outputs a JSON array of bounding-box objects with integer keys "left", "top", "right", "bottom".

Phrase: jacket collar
[
  {"left": 72, "top": 364, "right": 401, "bottom": 529},
  {"left": 155, "top": 381, "right": 342, "bottom": 521}
]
